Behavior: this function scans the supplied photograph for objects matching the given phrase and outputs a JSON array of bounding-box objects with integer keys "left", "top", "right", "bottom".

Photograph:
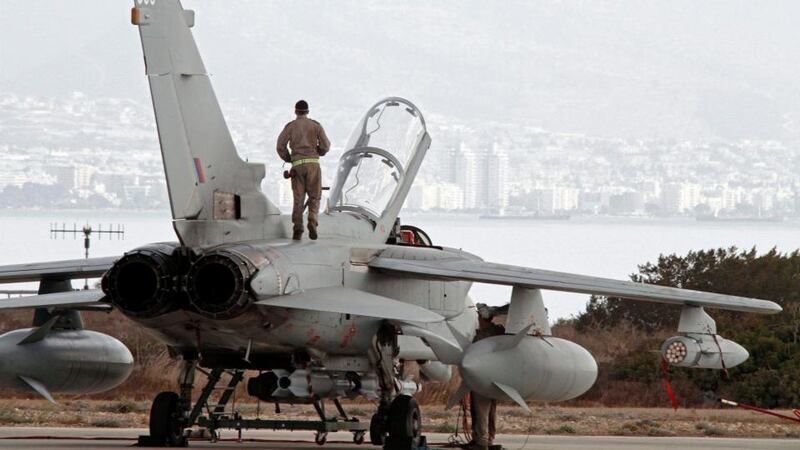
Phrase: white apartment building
[
  {"left": 420, "top": 182, "right": 464, "bottom": 210},
  {"left": 661, "top": 182, "right": 701, "bottom": 213}
]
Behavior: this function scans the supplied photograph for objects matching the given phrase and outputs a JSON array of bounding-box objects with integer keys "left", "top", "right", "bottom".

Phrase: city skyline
[{"left": 1, "top": 92, "right": 798, "bottom": 220}]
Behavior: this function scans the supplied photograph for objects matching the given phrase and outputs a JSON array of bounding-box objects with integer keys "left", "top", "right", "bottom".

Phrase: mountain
[{"left": 1, "top": 0, "right": 799, "bottom": 140}]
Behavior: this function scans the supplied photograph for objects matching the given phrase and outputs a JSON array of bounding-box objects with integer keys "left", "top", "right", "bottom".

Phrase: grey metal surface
[
  {"left": 369, "top": 252, "right": 783, "bottom": 314},
  {"left": 0, "top": 257, "right": 116, "bottom": 283},
  {"left": 134, "top": 0, "right": 279, "bottom": 245},
  {"left": 256, "top": 286, "right": 444, "bottom": 323},
  {"left": 0, "top": 289, "right": 105, "bottom": 310},
  {"left": 459, "top": 334, "right": 598, "bottom": 403},
  {"left": 0, "top": 329, "right": 133, "bottom": 399}
]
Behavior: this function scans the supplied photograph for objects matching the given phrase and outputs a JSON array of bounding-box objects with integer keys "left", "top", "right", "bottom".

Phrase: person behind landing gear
[
  {"left": 276, "top": 99, "right": 330, "bottom": 240},
  {"left": 466, "top": 304, "right": 506, "bottom": 450}
]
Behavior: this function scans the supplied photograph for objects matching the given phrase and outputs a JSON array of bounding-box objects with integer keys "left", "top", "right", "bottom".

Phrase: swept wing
[
  {"left": 369, "top": 252, "right": 782, "bottom": 314},
  {"left": 0, "top": 290, "right": 106, "bottom": 310},
  {"left": 256, "top": 286, "right": 444, "bottom": 323},
  {"left": 0, "top": 257, "right": 116, "bottom": 283}
]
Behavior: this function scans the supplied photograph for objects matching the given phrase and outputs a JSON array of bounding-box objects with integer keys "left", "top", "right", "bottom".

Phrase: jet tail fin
[{"left": 133, "top": 0, "right": 281, "bottom": 247}]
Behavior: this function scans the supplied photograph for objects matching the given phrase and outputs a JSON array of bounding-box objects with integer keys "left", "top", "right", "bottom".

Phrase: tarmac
[{"left": 0, "top": 428, "right": 797, "bottom": 449}]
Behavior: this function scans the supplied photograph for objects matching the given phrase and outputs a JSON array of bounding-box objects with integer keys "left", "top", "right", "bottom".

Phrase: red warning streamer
[
  {"left": 720, "top": 399, "right": 800, "bottom": 424},
  {"left": 661, "top": 358, "right": 678, "bottom": 411}
]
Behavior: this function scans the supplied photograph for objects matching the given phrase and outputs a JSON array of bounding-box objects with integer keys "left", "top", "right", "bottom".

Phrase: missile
[{"left": 0, "top": 320, "right": 133, "bottom": 402}]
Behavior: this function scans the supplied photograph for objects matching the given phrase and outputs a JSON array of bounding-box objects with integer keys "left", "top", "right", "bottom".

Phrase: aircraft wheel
[
  {"left": 387, "top": 395, "right": 421, "bottom": 440},
  {"left": 314, "top": 431, "right": 328, "bottom": 446},
  {"left": 369, "top": 413, "right": 386, "bottom": 445},
  {"left": 150, "top": 391, "right": 186, "bottom": 447},
  {"left": 353, "top": 430, "right": 366, "bottom": 445}
]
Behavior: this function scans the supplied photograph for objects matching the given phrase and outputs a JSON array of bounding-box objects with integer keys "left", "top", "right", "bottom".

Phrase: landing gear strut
[{"left": 369, "top": 324, "right": 429, "bottom": 450}]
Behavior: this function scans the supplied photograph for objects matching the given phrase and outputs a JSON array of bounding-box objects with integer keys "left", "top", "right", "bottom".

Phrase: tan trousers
[
  {"left": 470, "top": 392, "right": 497, "bottom": 447},
  {"left": 291, "top": 163, "right": 321, "bottom": 233}
]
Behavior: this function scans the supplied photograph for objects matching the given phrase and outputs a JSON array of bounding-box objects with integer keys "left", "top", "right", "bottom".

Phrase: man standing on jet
[{"left": 277, "top": 100, "right": 331, "bottom": 240}]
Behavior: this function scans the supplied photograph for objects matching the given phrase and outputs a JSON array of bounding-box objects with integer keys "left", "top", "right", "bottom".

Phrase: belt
[{"left": 292, "top": 158, "right": 320, "bottom": 167}]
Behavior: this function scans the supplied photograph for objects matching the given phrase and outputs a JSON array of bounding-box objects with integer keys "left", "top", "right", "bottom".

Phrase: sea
[{"left": 1, "top": 210, "right": 796, "bottom": 320}]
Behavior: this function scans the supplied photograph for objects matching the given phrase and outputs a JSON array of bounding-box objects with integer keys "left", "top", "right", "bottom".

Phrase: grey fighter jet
[{"left": 0, "top": 1, "right": 782, "bottom": 449}]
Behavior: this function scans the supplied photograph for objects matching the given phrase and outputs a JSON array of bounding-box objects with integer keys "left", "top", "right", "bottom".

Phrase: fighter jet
[{"left": 0, "top": 1, "right": 782, "bottom": 449}]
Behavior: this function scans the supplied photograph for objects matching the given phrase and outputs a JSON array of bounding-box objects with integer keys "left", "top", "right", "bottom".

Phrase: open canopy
[{"left": 329, "top": 98, "right": 429, "bottom": 222}]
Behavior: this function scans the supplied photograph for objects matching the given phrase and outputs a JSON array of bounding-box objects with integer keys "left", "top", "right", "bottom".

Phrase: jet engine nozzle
[
  {"left": 661, "top": 334, "right": 748, "bottom": 369},
  {"left": 186, "top": 250, "right": 255, "bottom": 319},
  {"left": 102, "top": 243, "right": 186, "bottom": 318},
  {"left": 459, "top": 334, "right": 597, "bottom": 404}
]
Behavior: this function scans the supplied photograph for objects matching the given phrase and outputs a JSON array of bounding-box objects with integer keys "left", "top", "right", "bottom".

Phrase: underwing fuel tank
[
  {"left": 459, "top": 334, "right": 597, "bottom": 403},
  {"left": 0, "top": 328, "right": 134, "bottom": 401}
]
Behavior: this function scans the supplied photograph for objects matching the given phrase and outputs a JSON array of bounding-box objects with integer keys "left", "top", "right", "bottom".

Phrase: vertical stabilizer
[{"left": 132, "top": 0, "right": 281, "bottom": 246}]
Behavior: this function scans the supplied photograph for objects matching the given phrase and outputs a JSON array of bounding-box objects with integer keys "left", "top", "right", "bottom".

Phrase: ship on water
[{"left": 479, "top": 206, "right": 571, "bottom": 220}]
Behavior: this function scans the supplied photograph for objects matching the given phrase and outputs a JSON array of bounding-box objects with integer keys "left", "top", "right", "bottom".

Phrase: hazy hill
[{"left": 2, "top": 1, "right": 799, "bottom": 140}]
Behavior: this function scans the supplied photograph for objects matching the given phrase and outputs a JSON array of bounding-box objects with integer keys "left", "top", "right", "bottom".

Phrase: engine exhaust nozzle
[
  {"left": 186, "top": 250, "right": 254, "bottom": 320},
  {"left": 102, "top": 243, "right": 185, "bottom": 318}
]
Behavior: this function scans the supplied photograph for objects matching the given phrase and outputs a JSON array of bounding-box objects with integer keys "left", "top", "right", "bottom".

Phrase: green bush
[{"left": 575, "top": 247, "right": 800, "bottom": 408}]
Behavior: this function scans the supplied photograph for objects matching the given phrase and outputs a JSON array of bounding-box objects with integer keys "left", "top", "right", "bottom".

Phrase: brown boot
[
  {"left": 292, "top": 230, "right": 302, "bottom": 240},
  {"left": 308, "top": 226, "right": 318, "bottom": 240}
]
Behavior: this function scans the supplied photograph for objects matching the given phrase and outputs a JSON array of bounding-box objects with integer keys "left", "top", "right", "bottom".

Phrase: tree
[{"left": 575, "top": 247, "right": 800, "bottom": 408}]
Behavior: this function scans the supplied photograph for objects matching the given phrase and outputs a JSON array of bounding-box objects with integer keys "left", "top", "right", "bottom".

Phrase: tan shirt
[
  {"left": 473, "top": 322, "right": 505, "bottom": 342},
  {"left": 276, "top": 116, "right": 331, "bottom": 162}
]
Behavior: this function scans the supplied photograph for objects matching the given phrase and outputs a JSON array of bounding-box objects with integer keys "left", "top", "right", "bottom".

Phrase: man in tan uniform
[
  {"left": 467, "top": 304, "right": 505, "bottom": 450},
  {"left": 277, "top": 100, "right": 330, "bottom": 240}
]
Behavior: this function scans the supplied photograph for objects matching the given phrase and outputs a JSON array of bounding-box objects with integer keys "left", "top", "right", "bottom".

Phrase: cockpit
[{"left": 328, "top": 97, "right": 430, "bottom": 224}]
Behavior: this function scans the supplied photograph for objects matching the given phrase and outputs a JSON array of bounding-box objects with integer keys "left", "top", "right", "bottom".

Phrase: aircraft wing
[
  {"left": 255, "top": 286, "right": 445, "bottom": 323},
  {"left": 369, "top": 254, "right": 782, "bottom": 315},
  {"left": 0, "top": 289, "right": 106, "bottom": 310},
  {"left": 0, "top": 257, "right": 117, "bottom": 284}
]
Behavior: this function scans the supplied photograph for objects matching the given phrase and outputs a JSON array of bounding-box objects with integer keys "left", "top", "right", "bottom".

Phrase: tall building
[
  {"left": 487, "top": 143, "right": 510, "bottom": 210},
  {"left": 47, "top": 163, "right": 96, "bottom": 190},
  {"left": 454, "top": 144, "right": 486, "bottom": 209},
  {"left": 662, "top": 182, "right": 701, "bottom": 213},
  {"left": 451, "top": 142, "right": 509, "bottom": 210}
]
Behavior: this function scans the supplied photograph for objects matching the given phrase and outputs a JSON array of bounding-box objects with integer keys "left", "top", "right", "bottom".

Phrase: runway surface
[{"left": 0, "top": 428, "right": 797, "bottom": 449}]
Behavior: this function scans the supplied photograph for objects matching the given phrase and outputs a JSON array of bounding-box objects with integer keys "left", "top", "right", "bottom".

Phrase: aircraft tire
[
  {"left": 369, "top": 413, "right": 386, "bottom": 445},
  {"left": 149, "top": 391, "right": 186, "bottom": 447},
  {"left": 387, "top": 395, "right": 421, "bottom": 439}
]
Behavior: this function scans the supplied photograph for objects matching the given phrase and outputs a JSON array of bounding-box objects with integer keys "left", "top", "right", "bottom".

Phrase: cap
[
  {"left": 295, "top": 100, "right": 309, "bottom": 114},
  {"left": 476, "top": 303, "right": 495, "bottom": 320}
]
